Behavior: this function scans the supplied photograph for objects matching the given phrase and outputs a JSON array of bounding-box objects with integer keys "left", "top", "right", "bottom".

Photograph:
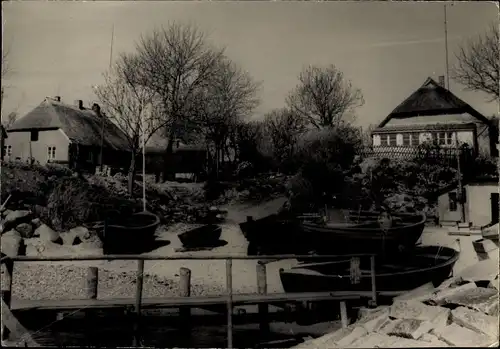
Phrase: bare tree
[
  {"left": 452, "top": 25, "right": 499, "bottom": 101},
  {"left": 1, "top": 47, "right": 10, "bottom": 111},
  {"left": 287, "top": 65, "right": 364, "bottom": 129},
  {"left": 2, "top": 111, "right": 17, "bottom": 128},
  {"left": 263, "top": 108, "right": 307, "bottom": 171},
  {"left": 94, "top": 54, "right": 163, "bottom": 194},
  {"left": 128, "top": 23, "right": 225, "bottom": 181},
  {"left": 195, "top": 57, "right": 260, "bottom": 176}
]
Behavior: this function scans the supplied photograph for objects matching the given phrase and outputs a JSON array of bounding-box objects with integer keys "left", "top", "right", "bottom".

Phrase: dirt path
[{"left": 18, "top": 196, "right": 297, "bottom": 298}]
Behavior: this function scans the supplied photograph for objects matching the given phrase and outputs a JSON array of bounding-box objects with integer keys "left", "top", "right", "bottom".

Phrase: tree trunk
[
  {"left": 162, "top": 137, "right": 175, "bottom": 182},
  {"left": 128, "top": 152, "right": 137, "bottom": 196}
]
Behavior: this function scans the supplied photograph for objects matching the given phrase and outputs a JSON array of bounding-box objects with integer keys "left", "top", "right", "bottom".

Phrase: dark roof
[
  {"left": 378, "top": 78, "right": 491, "bottom": 128},
  {"left": 8, "top": 98, "right": 130, "bottom": 151},
  {"left": 145, "top": 129, "right": 206, "bottom": 154},
  {"left": 372, "top": 122, "right": 477, "bottom": 134}
]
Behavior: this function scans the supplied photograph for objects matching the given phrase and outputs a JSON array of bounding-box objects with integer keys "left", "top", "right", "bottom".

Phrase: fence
[
  {"left": 1, "top": 253, "right": 382, "bottom": 348},
  {"left": 359, "top": 146, "right": 475, "bottom": 163}
]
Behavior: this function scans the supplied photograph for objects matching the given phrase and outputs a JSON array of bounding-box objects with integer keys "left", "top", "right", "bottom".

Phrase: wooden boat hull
[
  {"left": 103, "top": 211, "right": 161, "bottom": 254},
  {"left": 280, "top": 246, "right": 459, "bottom": 293},
  {"left": 299, "top": 211, "right": 426, "bottom": 255},
  {"left": 238, "top": 214, "right": 306, "bottom": 255},
  {"left": 178, "top": 224, "right": 222, "bottom": 248}
]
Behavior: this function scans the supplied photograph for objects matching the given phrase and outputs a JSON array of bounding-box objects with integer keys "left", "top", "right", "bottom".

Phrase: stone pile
[
  {"left": 0, "top": 208, "right": 100, "bottom": 258},
  {"left": 294, "top": 269, "right": 499, "bottom": 348}
]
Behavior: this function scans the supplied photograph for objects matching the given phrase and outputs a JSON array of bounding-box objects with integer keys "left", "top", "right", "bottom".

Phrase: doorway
[{"left": 491, "top": 192, "right": 499, "bottom": 224}]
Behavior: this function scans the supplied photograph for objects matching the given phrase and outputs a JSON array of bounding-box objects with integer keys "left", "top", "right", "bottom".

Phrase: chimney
[
  {"left": 74, "top": 100, "right": 84, "bottom": 110},
  {"left": 54, "top": 96, "right": 61, "bottom": 102},
  {"left": 91, "top": 103, "right": 101, "bottom": 116},
  {"left": 438, "top": 75, "right": 445, "bottom": 88}
]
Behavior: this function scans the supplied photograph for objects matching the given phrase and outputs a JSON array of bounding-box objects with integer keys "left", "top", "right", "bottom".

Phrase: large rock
[
  {"left": 34, "top": 224, "right": 62, "bottom": 244},
  {"left": 357, "top": 306, "right": 391, "bottom": 332},
  {"left": 430, "top": 282, "right": 477, "bottom": 305},
  {"left": 2, "top": 209, "right": 13, "bottom": 218},
  {"left": 4, "top": 210, "right": 32, "bottom": 228},
  {"left": 31, "top": 218, "right": 42, "bottom": 229},
  {"left": 433, "top": 323, "right": 493, "bottom": 347},
  {"left": 435, "top": 276, "right": 466, "bottom": 291},
  {"left": 437, "top": 286, "right": 498, "bottom": 311},
  {"left": 378, "top": 318, "right": 434, "bottom": 339},
  {"left": 390, "top": 300, "right": 449, "bottom": 322},
  {"left": 69, "top": 226, "right": 90, "bottom": 240},
  {"left": 1, "top": 230, "right": 23, "bottom": 257},
  {"left": 60, "top": 231, "right": 81, "bottom": 246},
  {"left": 451, "top": 306, "right": 498, "bottom": 340},
  {"left": 419, "top": 333, "right": 450, "bottom": 347},
  {"left": 15, "top": 223, "right": 34, "bottom": 238},
  {"left": 349, "top": 333, "right": 397, "bottom": 348}
]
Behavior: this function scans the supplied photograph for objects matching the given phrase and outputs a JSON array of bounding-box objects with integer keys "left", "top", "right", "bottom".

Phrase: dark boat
[
  {"left": 280, "top": 246, "right": 459, "bottom": 293},
  {"left": 238, "top": 214, "right": 305, "bottom": 255},
  {"left": 178, "top": 224, "right": 222, "bottom": 248},
  {"left": 299, "top": 211, "right": 426, "bottom": 255},
  {"left": 102, "top": 211, "right": 161, "bottom": 254}
]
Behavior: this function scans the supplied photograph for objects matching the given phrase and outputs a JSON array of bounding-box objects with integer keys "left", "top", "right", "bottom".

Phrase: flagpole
[
  {"left": 444, "top": 4, "right": 450, "bottom": 90},
  {"left": 142, "top": 107, "right": 147, "bottom": 212}
]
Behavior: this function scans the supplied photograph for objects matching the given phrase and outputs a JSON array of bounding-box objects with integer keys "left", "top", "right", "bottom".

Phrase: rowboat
[
  {"left": 238, "top": 214, "right": 305, "bottom": 255},
  {"left": 299, "top": 211, "right": 426, "bottom": 255},
  {"left": 102, "top": 211, "right": 160, "bottom": 254},
  {"left": 279, "top": 246, "right": 459, "bottom": 293},
  {"left": 178, "top": 224, "right": 222, "bottom": 248}
]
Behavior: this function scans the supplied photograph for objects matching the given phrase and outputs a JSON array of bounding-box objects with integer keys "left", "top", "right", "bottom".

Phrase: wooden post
[
  {"left": 339, "top": 301, "right": 348, "bottom": 328},
  {"left": 133, "top": 260, "right": 144, "bottom": 346},
  {"left": 84, "top": 267, "right": 98, "bottom": 346},
  {"left": 370, "top": 255, "right": 377, "bottom": 307},
  {"left": 179, "top": 267, "right": 192, "bottom": 336},
  {"left": 226, "top": 259, "right": 233, "bottom": 349},
  {"left": 256, "top": 262, "right": 269, "bottom": 334},
  {"left": 1, "top": 256, "right": 14, "bottom": 341},
  {"left": 86, "top": 267, "right": 98, "bottom": 299}
]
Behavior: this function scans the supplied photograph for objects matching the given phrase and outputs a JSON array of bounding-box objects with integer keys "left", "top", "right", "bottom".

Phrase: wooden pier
[{"left": 1, "top": 253, "right": 396, "bottom": 348}]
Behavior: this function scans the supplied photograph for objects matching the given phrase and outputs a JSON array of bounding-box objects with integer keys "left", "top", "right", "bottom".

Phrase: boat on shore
[
  {"left": 279, "top": 245, "right": 460, "bottom": 293},
  {"left": 102, "top": 211, "right": 160, "bottom": 254},
  {"left": 299, "top": 210, "right": 426, "bottom": 255},
  {"left": 238, "top": 214, "right": 306, "bottom": 255},
  {"left": 177, "top": 224, "right": 222, "bottom": 248}
]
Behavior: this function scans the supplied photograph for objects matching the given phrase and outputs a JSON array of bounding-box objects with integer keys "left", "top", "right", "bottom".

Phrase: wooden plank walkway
[{"left": 11, "top": 290, "right": 403, "bottom": 312}]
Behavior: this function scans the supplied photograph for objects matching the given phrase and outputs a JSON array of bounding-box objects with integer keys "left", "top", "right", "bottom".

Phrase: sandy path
[{"left": 14, "top": 197, "right": 297, "bottom": 299}]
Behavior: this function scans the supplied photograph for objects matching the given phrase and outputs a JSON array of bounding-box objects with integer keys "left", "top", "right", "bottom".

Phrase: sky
[{"left": 2, "top": 1, "right": 499, "bottom": 129}]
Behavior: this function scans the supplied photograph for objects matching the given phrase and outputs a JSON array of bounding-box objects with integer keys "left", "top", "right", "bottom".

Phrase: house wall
[
  {"left": 438, "top": 188, "right": 467, "bottom": 224},
  {"left": 4, "top": 129, "right": 70, "bottom": 164},
  {"left": 465, "top": 183, "right": 498, "bottom": 227},
  {"left": 374, "top": 112, "right": 493, "bottom": 155}
]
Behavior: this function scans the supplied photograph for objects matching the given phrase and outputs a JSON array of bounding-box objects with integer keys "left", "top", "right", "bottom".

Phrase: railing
[{"left": 1, "top": 253, "right": 379, "bottom": 348}]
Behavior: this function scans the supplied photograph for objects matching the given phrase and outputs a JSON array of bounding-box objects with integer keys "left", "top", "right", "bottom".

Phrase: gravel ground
[{"left": 5, "top": 197, "right": 292, "bottom": 301}]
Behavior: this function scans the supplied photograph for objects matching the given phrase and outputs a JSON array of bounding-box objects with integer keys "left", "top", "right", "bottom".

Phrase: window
[
  {"left": 396, "top": 134, "right": 403, "bottom": 146},
  {"left": 88, "top": 151, "right": 94, "bottom": 162},
  {"left": 411, "top": 133, "right": 419, "bottom": 146},
  {"left": 47, "top": 146, "right": 56, "bottom": 161},
  {"left": 448, "top": 192, "right": 458, "bottom": 212},
  {"left": 30, "top": 131, "right": 39, "bottom": 142},
  {"left": 373, "top": 135, "right": 381, "bottom": 147},
  {"left": 446, "top": 132, "right": 454, "bottom": 145},
  {"left": 388, "top": 134, "right": 397, "bottom": 146},
  {"left": 3, "top": 145, "right": 12, "bottom": 157},
  {"left": 437, "top": 132, "right": 446, "bottom": 145},
  {"left": 402, "top": 133, "right": 411, "bottom": 146}
]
